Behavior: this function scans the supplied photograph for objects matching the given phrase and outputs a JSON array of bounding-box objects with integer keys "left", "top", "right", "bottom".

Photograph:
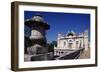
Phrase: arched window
[{"left": 68, "top": 43, "right": 73, "bottom": 49}]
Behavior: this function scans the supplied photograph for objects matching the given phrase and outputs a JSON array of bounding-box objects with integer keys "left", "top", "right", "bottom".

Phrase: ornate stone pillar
[{"left": 25, "top": 15, "right": 50, "bottom": 61}]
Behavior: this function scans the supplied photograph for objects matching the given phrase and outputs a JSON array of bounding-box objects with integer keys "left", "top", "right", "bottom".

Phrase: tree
[
  {"left": 47, "top": 41, "right": 57, "bottom": 52},
  {"left": 52, "top": 41, "right": 57, "bottom": 47}
]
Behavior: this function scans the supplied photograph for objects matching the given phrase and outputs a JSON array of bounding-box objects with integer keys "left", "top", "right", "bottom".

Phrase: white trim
[{"left": 18, "top": 5, "right": 96, "bottom": 68}]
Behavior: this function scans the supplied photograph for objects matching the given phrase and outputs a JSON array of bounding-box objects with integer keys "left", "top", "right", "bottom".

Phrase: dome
[{"left": 67, "top": 31, "right": 76, "bottom": 36}]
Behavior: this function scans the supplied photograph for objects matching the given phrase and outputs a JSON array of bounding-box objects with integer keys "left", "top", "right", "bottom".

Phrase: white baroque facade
[{"left": 54, "top": 30, "right": 89, "bottom": 56}]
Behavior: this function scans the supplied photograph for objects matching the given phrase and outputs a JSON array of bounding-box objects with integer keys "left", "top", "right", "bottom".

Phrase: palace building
[{"left": 54, "top": 30, "right": 89, "bottom": 56}]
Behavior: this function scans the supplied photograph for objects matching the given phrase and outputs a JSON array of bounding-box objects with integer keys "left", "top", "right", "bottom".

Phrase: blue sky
[{"left": 24, "top": 11, "right": 90, "bottom": 43}]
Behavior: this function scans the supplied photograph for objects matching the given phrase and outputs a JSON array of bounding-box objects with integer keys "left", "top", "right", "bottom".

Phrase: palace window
[
  {"left": 64, "top": 42, "right": 66, "bottom": 46},
  {"left": 69, "top": 40, "right": 73, "bottom": 43},
  {"left": 76, "top": 41, "right": 78, "bottom": 44},
  {"left": 76, "top": 41, "right": 79, "bottom": 48},
  {"left": 56, "top": 51, "right": 58, "bottom": 53},
  {"left": 68, "top": 43, "right": 73, "bottom": 48}
]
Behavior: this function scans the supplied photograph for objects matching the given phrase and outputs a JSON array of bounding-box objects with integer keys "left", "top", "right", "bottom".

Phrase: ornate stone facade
[{"left": 54, "top": 30, "right": 89, "bottom": 56}]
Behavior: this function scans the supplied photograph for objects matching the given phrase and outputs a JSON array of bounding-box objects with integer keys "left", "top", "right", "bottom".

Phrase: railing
[{"left": 55, "top": 48, "right": 84, "bottom": 60}]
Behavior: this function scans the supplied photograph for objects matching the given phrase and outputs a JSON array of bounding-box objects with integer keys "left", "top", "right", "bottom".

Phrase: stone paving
[{"left": 79, "top": 48, "right": 90, "bottom": 59}]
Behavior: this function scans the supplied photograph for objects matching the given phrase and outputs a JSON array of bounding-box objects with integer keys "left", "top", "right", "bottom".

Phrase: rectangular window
[
  {"left": 76, "top": 41, "right": 78, "bottom": 44},
  {"left": 64, "top": 42, "right": 66, "bottom": 46}
]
